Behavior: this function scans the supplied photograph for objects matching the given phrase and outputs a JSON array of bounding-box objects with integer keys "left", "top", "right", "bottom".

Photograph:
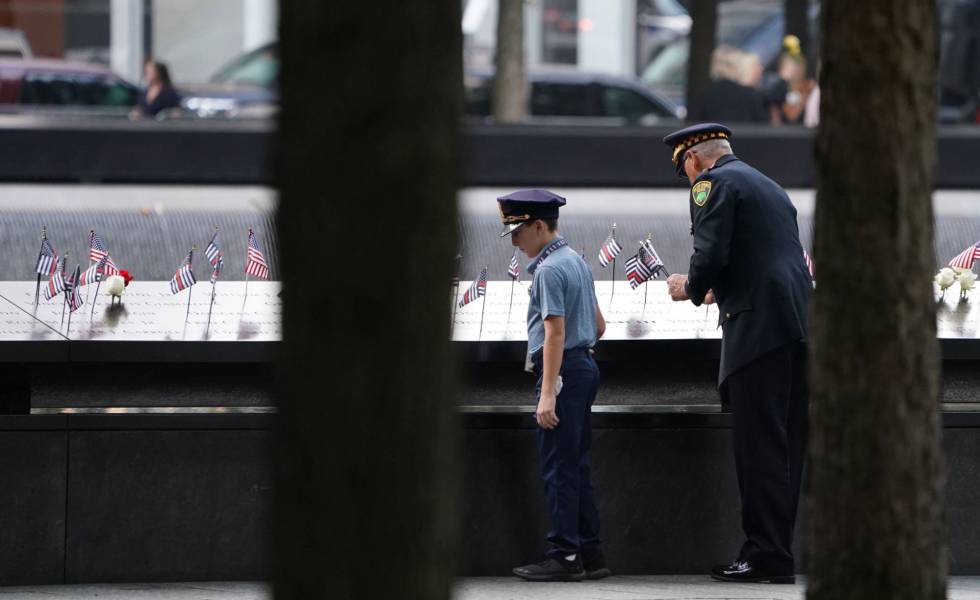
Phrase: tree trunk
[
  {"left": 274, "top": 2, "right": 461, "bottom": 599},
  {"left": 808, "top": 2, "right": 946, "bottom": 600},
  {"left": 493, "top": 0, "right": 526, "bottom": 122},
  {"left": 685, "top": 0, "right": 717, "bottom": 120},
  {"left": 784, "top": 0, "right": 810, "bottom": 72}
]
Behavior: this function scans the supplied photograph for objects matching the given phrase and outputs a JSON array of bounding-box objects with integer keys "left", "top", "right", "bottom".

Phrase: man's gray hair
[{"left": 692, "top": 138, "right": 732, "bottom": 158}]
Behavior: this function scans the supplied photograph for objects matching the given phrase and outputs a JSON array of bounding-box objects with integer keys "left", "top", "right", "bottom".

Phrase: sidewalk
[{"left": 1, "top": 577, "right": 979, "bottom": 599}]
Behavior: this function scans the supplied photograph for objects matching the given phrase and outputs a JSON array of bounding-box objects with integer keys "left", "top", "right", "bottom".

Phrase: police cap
[
  {"left": 662, "top": 123, "right": 733, "bottom": 177},
  {"left": 497, "top": 189, "right": 566, "bottom": 237}
]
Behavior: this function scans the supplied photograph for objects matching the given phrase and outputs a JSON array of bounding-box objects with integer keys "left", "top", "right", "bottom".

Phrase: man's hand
[
  {"left": 704, "top": 289, "right": 715, "bottom": 305},
  {"left": 536, "top": 391, "right": 559, "bottom": 429},
  {"left": 667, "top": 274, "right": 690, "bottom": 301}
]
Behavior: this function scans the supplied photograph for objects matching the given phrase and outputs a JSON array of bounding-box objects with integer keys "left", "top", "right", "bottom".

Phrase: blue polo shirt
[{"left": 526, "top": 239, "right": 599, "bottom": 356}]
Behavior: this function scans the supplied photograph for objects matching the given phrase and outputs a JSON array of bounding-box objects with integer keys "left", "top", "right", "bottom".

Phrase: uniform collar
[
  {"left": 527, "top": 236, "right": 567, "bottom": 275},
  {"left": 709, "top": 153, "right": 739, "bottom": 170}
]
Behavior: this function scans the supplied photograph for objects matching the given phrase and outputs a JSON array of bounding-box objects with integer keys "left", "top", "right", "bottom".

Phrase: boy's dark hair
[{"left": 540, "top": 218, "right": 558, "bottom": 232}]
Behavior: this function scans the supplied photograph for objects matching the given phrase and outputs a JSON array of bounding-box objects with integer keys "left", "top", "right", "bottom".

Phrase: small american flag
[
  {"left": 44, "top": 255, "right": 65, "bottom": 301},
  {"left": 459, "top": 267, "right": 488, "bottom": 307},
  {"left": 245, "top": 228, "right": 270, "bottom": 279},
  {"left": 35, "top": 236, "right": 58, "bottom": 276},
  {"left": 206, "top": 230, "right": 225, "bottom": 284},
  {"left": 170, "top": 250, "right": 197, "bottom": 295},
  {"left": 88, "top": 231, "right": 118, "bottom": 275},
  {"left": 625, "top": 241, "right": 666, "bottom": 289},
  {"left": 67, "top": 265, "right": 84, "bottom": 312},
  {"left": 803, "top": 249, "right": 815, "bottom": 278},
  {"left": 507, "top": 251, "right": 521, "bottom": 280},
  {"left": 597, "top": 228, "right": 622, "bottom": 268},
  {"left": 78, "top": 257, "right": 109, "bottom": 287},
  {"left": 949, "top": 242, "right": 980, "bottom": 270}
]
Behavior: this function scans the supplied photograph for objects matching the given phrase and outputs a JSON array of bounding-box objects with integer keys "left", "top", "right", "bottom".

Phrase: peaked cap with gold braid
[
  {"left": 662, "top": 123, "right": 733, "bottom": 178},
  {"left": 496, "top": 189, "right": 566, "bottom": 237}
]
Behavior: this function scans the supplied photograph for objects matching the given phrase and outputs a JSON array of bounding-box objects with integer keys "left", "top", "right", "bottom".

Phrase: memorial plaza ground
[{"left": 3, "top": 578, "right": 980, "bottom": 599}]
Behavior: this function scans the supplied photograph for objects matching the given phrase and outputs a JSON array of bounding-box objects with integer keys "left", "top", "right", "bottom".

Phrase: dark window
[
  {"left": 19, "top": 72, "right": 137, "bottom": 106},
  {"left": 463, "top": 77, "right": 492, "bottom": 116},
  {"left": 530, "top": 82, "right": 596, "bottom": 116},
  {"left": 602, "top": 85, "right": 667, "bottom": 120}
]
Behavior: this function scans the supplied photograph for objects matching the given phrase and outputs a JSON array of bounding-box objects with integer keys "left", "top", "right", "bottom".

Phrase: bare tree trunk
[
  {"left": 493, "top": 0, "right": 526, "bottom": 122},
  {"left": 274, "top": 2, "right": 461, "bottom": 599},
  {"left": 685, "top": 0, "right": 717, "bottom": 120},
  {"left": 808, "top": 2, "right": 946, "bottom": 600}
]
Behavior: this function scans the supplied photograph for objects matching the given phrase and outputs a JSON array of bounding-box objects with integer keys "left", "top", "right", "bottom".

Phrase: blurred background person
[
  {"left": 133, "top": 60, "right": 181, "bottom": 118},
  {"left": 764, "top": 35, "right": 816, "bottom": 125},
  {"left": 690, "top": 46, "right": 768, "bottom": 123}
]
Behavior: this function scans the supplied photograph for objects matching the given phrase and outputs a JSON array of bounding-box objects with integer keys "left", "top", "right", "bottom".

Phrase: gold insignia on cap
[
  {"left": 691, "top": 181, "right": 712, "bottom": 207},
  {"left": 671, "top": 131, "right": 730, "bottom": 164}
]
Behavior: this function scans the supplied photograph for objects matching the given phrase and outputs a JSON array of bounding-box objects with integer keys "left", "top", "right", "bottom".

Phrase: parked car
[
  {"left": 0, "top": 58, "right": 138, "bottom": 116},
  {"left": 179, "top": 42, "right": 278, "bottom": 118},
  {"left": 0, "top": 27, "right": 32, "bottom": 59},
  {"left": 465, "top": 67, "right": 683, "bottom": 125}
]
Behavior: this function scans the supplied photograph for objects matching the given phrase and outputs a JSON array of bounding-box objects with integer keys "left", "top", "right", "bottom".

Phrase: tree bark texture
[
  {"left": 685, "top": 0, "right": 717, "bottom": 120},
  {"left": 493, "top": 0, "right": 526, "bottom": 122},
  {"left": 274, "top": 2, "right": 461, "bottom": 599},
  {"left": 808, "top": 2, "right": 946, "bottom": 600}
]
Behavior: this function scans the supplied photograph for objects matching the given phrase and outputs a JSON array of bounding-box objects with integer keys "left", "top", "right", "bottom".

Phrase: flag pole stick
[
  {"left": 60, "top": 291, "right": 67, "bottom": 328},
  {"left": 478, "top": 285, "right": 488, "bottom": 342},
  {"left": 206, "top": 283, "right": 216, "bottom": 335},
  {"left": 66, "top": 303, "right": 73, "bottom": 334},
  {"left": 506, "top": 277, "right": 515, "bottom": 324},
  {"left": 610, "top": 256, "right": 616, "bottom": 308},
  {"left": 186, "top": 282, "right": 194, "bottom": 323},
  {"left": 90, "top": 276, "right": 102, "bottom": 317},
  {"left": 34, "top": 226, "right": 46, "bottom": 306}
]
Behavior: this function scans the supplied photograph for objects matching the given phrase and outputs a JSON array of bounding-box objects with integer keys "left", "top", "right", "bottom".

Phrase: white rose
[
  {"left": 935, "top": 267, "right": 957, "bottom": 290},
  {"left": 960, "top": 270, "right": 978, "bottom": 291},
  {"left": 105, "top": 275, "right": 126, "bottom": 297}
]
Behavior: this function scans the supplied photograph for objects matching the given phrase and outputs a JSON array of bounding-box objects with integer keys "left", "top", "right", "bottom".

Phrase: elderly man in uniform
[
  {"left": 663, "top": 123, "right": 810, "bottom": 584},
  {"left": 497, "top": 189, "right": 610, "bottom": 582}
]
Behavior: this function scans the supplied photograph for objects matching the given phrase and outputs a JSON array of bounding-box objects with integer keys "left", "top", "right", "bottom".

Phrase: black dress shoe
[
  {"left": 582, "top": 548, "right": 612, "bottom": 580},
  {"left": 711, "top": 560, "right": 795, "bottom": 584},
  {"left": 513, "top": 555, "right": 586, "bottom": 582}
]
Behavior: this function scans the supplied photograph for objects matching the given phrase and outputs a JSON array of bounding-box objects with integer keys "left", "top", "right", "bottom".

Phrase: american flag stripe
[
  {"left": 507, "top": 252, "right": 521, "bottom": 280},
  {"left": 458, "top": 267, "right": 488, "bottom": 307},
  {"left": 44, "top": 257, "right": 65, "bottom": 301},
  {"left": 803, "top": 249, "right": 815, "bottom": 278},
  {"left": 88, "top": 231, "right": 118, "bottom": 273},
  {"left": 949, "top": 242, "right": 980, "bottom": 270},
  {"left": 78, "top": 263, "right": 102, "bottom": 286},
  {"left": 246, "top": 229, "right": 270, "bottom": 279},
  {"left": 206, "top": 231, "right": 224, "bottom": 284},
  {"left": 170, "top": 251, "right": 197, "bottom": 295},
  {"left": 597, "top": 236, "right": 622, "bottom": 267},
  {"left": 640, "top": 240, "right": 666, "bottom": 278},
  {"left": 35, "top": 238, "right": 58, "bottom": 276},
  {"left": 67, "top": 265, "right": 83, "bottom": 312}
]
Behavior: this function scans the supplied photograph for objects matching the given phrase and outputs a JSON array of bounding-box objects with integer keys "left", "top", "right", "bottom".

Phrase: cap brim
[{"left": 499, "top": 223, "right": 523, "bottom": 237}]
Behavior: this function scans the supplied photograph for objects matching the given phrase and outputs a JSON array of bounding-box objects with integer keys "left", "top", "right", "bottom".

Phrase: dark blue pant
[
  {"left": 532, "top": 347, "right": 602, "bottom": 558},
  {"left": 722, "top": 341, "right": 807, "bottom": 573}
]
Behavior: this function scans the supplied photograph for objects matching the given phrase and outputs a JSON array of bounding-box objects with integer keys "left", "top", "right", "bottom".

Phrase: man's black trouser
[{"left": 721, "top": 341, "right": 807, "bottom": 574}]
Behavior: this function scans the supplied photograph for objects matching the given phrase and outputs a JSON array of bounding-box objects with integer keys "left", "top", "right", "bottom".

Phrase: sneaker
[
  {"left": 710, "top": 559, "right": 795, "bottom": 584},
  {"left": 582, "top": 549, "right": 612, "bottom": 580},
  {"left": 513, "top": 555, "right": 586, "bottom": 582}
]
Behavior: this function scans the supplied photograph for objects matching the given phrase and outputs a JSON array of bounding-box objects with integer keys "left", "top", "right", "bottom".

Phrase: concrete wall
[{"left": 152, "top": 0, "right": 276, "bottom": 85}]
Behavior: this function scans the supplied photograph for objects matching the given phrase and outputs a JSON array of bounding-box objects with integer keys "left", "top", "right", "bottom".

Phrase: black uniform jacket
[{"left": 684, "top": 154, "right": 811, "bottom": 385}]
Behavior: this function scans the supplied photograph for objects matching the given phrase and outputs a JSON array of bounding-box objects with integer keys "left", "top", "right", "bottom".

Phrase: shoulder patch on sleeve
[{"left": 691, "top": 180, "right": 712, "bottom": 207}]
